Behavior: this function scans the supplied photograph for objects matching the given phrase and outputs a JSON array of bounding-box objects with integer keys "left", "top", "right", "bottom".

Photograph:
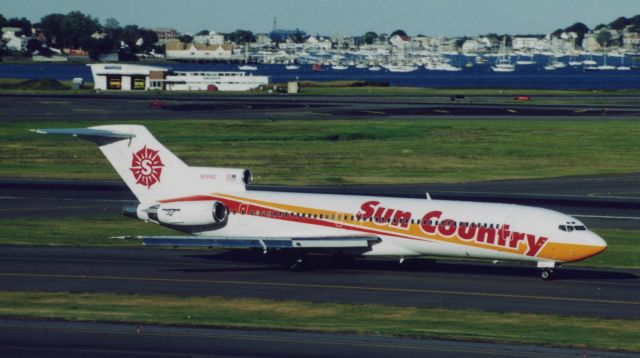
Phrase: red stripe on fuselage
[{"left": 159, "top": 194, "right": 428, "bottom": 241}]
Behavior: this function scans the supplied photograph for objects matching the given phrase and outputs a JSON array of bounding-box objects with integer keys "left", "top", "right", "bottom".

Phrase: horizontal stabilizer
[
  {"left": 32, "top": 128, "right": 135, "bottom": 144},
  {"left": 124, "top": 235, "right": 380, "bottom": 250}
]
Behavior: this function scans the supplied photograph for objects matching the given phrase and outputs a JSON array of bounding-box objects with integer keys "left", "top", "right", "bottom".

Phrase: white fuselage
[{"left": 153, "top": 189, "right": 607, "bottom": 265}]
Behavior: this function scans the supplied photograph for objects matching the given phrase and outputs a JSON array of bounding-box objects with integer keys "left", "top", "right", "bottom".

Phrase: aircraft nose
[{"left": 586, "top": 231, "right": 608, "bottom": 257}]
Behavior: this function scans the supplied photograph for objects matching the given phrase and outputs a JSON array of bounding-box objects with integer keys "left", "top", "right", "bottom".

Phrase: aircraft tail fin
[{"left": 35, "top": 125, "right": 190, "bottom": 202}]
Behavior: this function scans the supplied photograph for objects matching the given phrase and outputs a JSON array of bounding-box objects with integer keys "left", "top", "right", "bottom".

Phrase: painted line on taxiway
[{"left": 0, "top": 272, "right": 637, "bottom": 306}]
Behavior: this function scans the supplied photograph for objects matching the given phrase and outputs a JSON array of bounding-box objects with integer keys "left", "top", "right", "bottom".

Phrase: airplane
[{"left": 34, "top": 125, "right": 607, "bottom": 280}]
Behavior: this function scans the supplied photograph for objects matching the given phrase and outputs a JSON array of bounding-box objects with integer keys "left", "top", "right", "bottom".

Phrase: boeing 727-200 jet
[{"left": 35, "top": 125, "right": 607, "bottom": 279}]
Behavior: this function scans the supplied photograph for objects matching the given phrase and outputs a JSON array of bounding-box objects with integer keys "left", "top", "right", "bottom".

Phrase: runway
[
  {"left": 0, "top": 245, "right": 638, "bottom": 319},
  {"left": 2, "top": 93, "right": 640, "bottom": 121},
  {"left": 0, "top": 319, "right": 629, "bottom": 358}
]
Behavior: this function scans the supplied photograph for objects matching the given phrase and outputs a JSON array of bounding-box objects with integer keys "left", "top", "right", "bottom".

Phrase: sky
[{"left": 3, "top": 0, "right": 640, "bottom": 37}]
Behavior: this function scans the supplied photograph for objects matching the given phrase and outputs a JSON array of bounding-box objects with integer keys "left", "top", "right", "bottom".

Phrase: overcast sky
[{"left": 3, "top": 0, "right": 640, "bottom": 36}]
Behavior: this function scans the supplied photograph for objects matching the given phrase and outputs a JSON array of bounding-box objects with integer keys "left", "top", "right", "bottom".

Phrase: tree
[
  {"left": 7, "top": 17, "right": 32, "bottom": 36},
  {"left": 104, "top": 17, "right": 120, "bottom": 31},
  {"left": 178, "top": 34, "right": 193, "bottom": 43},
  {"left": 596, "top": 30, "right": 612, "bottom": 47},
  {"left": 25, "top": 38, "right": 42, "bottom": 53},
  {"left": 195, "top": 29, "right": 210, "bottom": 36},
  {"left": 138, "top": 28, "right": 158, "bottom": 52},
  {"left": 363, "top": 31, "right": 378, "bottom": 45},
  {"left": 227, "top": 29, "right": 255, "bottom": 44},
  {"left": 59, "top": 11, "right": 101, "bottom": 48},
  {"left": 390, "top": 29, "right": 407, "bottom": 37},
  {"left": 609, "top": 16, "right": 629, "bottom": 30},
  {"left": 594, "top": 23, "right": 608, "bottom": 31},
  {"left": 564, "top": 22, "right": 589, "bottom": 49},
  {"left": 84, "top": 36, "right": 118, "bottom": 59},
  {"left": 551, "top": 28, "right": 563, "bottom": 38},
  {"left": 0, "top": 14, "right": 8, "bottom": 28},
  {"left": 37, "top": 13, "right": 65, "bottom": 46},
  {"left": 121, "top": 25, "right": 142, "bottom": 50}
]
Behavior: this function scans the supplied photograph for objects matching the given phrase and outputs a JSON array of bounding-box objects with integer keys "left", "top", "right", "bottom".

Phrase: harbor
[{"left": 1, "top": 56, "right": 640, "bottom": 90}]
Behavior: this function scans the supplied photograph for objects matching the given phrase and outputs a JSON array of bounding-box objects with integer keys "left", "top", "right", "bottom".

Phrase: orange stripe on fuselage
[{"left": 160, "top": 193, "right": 603, "bottom": 262}]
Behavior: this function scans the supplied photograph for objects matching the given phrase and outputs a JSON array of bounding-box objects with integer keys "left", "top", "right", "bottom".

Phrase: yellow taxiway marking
[
  {"left": 0, "top": 324, "right": 572, "bottom": 357},
  {"left": 507, "top": 109, "right": 518, "bottom": 113},
  {"left": 37, "top": 101, "right": 70, "bottom": 105},
  {"left": 433, "top": 109, "right": 450, "bottom": 113},
  {"left": 0, "top": 272, "right": 637, "bottom": 306},
  {"left": 362, "top": 110, "right": 386, "bottom": 115}
]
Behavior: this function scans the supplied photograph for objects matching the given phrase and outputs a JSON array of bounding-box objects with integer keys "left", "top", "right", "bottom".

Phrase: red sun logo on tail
[{"left": 130, "top": 146, "right": 164, "bottom": 188}]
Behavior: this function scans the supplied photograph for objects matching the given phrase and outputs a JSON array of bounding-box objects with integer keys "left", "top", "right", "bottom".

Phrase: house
[
  {"left": 254, "top": 33, "right": 273, "bottom": 47},
  {"left": 5, "top": 36, "right": 26, "bottom": 51},
  {"left": 193, "top": 31, "right": 225, "bottom": 45},
  {"left": 461, "top": 39, "right": 482, "bottom": 53},
  {"left": 512, "top": 35, "right": 547, "bottom": 51},
  {"left": 389, "top": 34, "right": 412, "bottom": 49},
  {"left": 303, "top": 36, "right": 331, "bottom": 50},
  {"left": 1, "top": 27, "right": 23, "bottom": 40},
  {"left": 165, "top": 40, "right": 239, "bottom": 61},
  {"left": 622, "top": 27, "right": 640, "bottom": 51},
  {"left": 152, "top": 28, "right": 179, "bottom": 45}
]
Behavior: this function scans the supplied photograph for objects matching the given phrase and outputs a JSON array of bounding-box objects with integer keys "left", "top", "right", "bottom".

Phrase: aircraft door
[{"left": 238, "top": 203, "right": 249, "bottom": 226}]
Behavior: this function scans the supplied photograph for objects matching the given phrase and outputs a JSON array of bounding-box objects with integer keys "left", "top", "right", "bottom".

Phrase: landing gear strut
[
  {"left": 287, "top": 254, "right": 309, "bottom": 271},
  {"left": 540, "top": 268, "right": 555, "bottom": 280}
]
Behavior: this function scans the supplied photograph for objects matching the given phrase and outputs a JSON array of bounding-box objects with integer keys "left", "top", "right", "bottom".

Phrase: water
[{"left": 1, "top": 58, "right": 639, "bottom": 90}]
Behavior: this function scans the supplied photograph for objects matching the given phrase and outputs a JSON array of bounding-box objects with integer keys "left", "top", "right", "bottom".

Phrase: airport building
[{"left": 87, "top": 63, "right": 269, "bottom": 91}]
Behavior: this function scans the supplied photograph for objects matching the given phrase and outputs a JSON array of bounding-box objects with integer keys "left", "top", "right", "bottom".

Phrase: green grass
[
  {"left": 0, "top": 215, "right": 170, "bottom": 247},
  {"left": 2, "top": 119, "right": 640, "bottom": 185},
  {"left": 577, "top": 229, "right": 640, "bottom": 269},
  {"left": 0, "top": 290, "right": 637, "bottom": 352},
  {"left": 0, "top": 215, "right": 636, "bottom": 269}
]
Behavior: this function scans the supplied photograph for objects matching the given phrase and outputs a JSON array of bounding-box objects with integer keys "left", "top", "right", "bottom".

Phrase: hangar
[{"left": 87, "top": 63, "right": 269, "bottom": 91}]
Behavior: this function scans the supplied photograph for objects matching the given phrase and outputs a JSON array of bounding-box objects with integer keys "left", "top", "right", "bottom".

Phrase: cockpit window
[{"left": 559, "top": 223, "right": 587, "bottom": 232}]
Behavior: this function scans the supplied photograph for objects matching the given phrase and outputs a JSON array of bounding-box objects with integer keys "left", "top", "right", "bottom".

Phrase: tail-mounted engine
[{"left": 124, "top": 201, "right": 228, "bottom": 232}]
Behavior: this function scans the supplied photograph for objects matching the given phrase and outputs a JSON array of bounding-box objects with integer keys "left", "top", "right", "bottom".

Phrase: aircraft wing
[{"left": 114, "top": 235, "right": 380, "bottom": 251}]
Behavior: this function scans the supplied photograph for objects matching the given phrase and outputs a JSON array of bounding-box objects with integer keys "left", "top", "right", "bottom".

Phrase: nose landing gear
[
  {"left": 540, "top": 268, "right": 555, "bottom": 280},
  {"left": 537, "top": 261, "right": 557, "bottom": 280}
]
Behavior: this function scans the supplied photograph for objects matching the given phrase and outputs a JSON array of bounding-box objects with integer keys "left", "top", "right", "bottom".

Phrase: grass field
[
  {"left": 0, "top": 214, "right": 636, "bottom": 269},
  {"left": 0, "top": 290, "right": 637, "bottom": 352},
  {"left": 2, "top": 119, "right": 640, "bottom": 185}
]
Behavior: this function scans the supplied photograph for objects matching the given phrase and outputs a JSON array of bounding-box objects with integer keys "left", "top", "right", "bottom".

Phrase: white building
[
  {"left": 389, "top": 34, "right": 412, "bottom": 49},
  {"left": 165, "top": 40, "right": 240, "bottom": 61},
  {"left": 88, "top": 63, "right": 269, "bottom": 92},
  {"left": 1, "top": 27, "right": 23, "bottom": 40},
  {"left": 255, "top": 33, "right": 273, "bottom": 46},
  {"left": 512, "top": 36, "right": 547, "bottom": 51},
  {"left": 303, "top": 36, "right": 331, "bottom": 50},
  {"left": 193, "top": 31, "right": 225, "bottom": 45}
]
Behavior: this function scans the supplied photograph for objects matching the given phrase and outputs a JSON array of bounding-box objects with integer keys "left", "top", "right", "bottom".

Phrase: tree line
[{"left": 1, "top": 11, "right": 158, "bottom": 59}]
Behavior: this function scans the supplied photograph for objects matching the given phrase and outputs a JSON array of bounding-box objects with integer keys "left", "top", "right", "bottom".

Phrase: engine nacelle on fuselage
[{"left": 125, "top": 201, "right": 228, "bottom": 232}]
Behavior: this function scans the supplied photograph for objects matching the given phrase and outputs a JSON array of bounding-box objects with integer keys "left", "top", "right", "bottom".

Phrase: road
[
  {"left": 0, "top": 245, "right": 638, "bottom": 320},
  {"left": 0, "top": 319, "right": 630, "bottom": 358},
  {"left": 2, "top": 93, "right": 640, "bottom": 121}
]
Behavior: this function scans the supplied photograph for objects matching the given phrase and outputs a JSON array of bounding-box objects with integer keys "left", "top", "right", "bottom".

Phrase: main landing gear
[{"left": 287, "top": 254, "right": 309, "bottom": 271}]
